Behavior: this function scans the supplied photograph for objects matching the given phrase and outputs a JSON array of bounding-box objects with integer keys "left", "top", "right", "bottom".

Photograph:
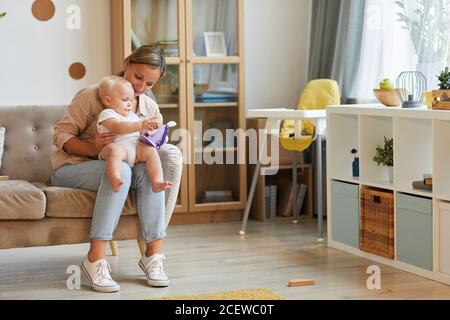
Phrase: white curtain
[
  {"left": 132, "top": 0, "right": 178, "bottom": 47},
  {"left": 353, "top": 0, "right": 450, "bottom": 101}
]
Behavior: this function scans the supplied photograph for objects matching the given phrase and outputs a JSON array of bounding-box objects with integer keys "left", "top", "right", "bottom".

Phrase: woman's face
[{"left": 123, "top": 62, "right": 162, "bottom": 97}]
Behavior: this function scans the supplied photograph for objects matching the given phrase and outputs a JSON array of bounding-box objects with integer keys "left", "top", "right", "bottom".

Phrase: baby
[{"left": 97, "top": 75, "right": 173, "bottom": 193}]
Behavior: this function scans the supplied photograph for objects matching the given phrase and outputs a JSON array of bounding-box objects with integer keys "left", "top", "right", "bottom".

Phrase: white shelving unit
[{"left": 327, "top": 103, "right": 450, "bottom": 285}]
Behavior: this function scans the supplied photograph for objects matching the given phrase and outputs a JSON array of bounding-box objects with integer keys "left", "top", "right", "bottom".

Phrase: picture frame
[{"left": 203, "top": 32, "right": 227, "bottom": 57}]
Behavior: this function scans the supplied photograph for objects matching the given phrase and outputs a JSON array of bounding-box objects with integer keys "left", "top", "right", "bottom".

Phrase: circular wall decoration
[
  {"left": 32, "top": 0, "right": 55, "bottom": 21},
  {"left": 69, "top": 62, "right": 86, "bottom": 80}
]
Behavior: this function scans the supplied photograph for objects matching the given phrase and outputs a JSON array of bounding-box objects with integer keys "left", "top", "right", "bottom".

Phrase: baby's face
[{"left": 109, "top": 84, "right": 134, "bottom": 117}]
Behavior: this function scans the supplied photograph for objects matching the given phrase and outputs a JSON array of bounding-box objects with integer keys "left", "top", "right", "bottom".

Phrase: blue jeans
[{"left": 51, "top": 160, "right": 166, "bottom": 243}]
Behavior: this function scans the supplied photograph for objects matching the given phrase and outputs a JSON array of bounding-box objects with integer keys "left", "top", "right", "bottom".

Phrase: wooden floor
[{"left": 1, "top": 216, "right": 450, "bottom": 300}]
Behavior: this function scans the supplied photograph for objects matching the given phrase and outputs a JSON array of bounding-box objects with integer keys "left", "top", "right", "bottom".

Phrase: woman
[{"left": 52, "top": 44, "right": 174, "bottom": 293}]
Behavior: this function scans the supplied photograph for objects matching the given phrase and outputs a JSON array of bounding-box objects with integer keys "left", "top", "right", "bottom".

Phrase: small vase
[{"left": 386, "top": 166, "right": 393, "bottom": 183}]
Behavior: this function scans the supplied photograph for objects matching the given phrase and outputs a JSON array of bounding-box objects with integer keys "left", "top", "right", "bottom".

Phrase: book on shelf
[
  {"left": 161, "top": 48, "right": 178, "bottom": 56},
  {"left": 156, "top": 40, "right": 178, "bottom": 48},
  {"left": 204, "top": 190, "right": 234, "bottom": 202},
  {"left": 412, "top": 180, "right": 432, "bottom": 191},
  {"left": 265, "top": 185, "right": 277, "bottom": 219},
  {"left": 156, "top": 40, "right": 178, "bottom": 56},
  {"left": 195, "top": 91, "right": 237, "bottom": 103},
  {"left": 270, "top": 186, "right": 277, "bottom": 218}
]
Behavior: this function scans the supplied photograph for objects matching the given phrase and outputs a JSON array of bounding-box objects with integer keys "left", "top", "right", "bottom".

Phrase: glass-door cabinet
[
  {"left": 186, "top": 0, "right": 246, "bottom": 212},
  {"left": 111, "top": 0, "right": 246, "bottom": 215}
]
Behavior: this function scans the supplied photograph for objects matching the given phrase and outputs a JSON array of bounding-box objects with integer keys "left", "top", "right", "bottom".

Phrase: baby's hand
[
  {"left": 145, "top": 122, "right": 158, "bottom": 131},
  {"left": 144, "top": 117, "right": 162, "bottom": 130},
  {"left": 141, "top": 119, "right": 160, "bottom": 133},
  {"left": 149, "top": 116, "right": 162, "bottom": 130}
]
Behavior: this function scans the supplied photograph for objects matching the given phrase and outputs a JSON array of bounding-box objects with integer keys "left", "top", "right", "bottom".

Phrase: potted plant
[
  {"left": 0, "top": 12, "right": 6, "bottom": 19},
  {"left": 438, "top": 67, "right": 450, "bottom": 90},
  {"left": 373, "top": 136, "right": 393, "bottom": 182},
  {"left": 432, "top": 67, "right": 450, "bottom": 110}
]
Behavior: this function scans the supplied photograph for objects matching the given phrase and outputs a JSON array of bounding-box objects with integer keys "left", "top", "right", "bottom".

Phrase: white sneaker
[
  {"left": 81, "top": 256, "right": 120, "bottom": 293},
  {"left": 138, "top": 253, "right": 170, "bottom": 287}
]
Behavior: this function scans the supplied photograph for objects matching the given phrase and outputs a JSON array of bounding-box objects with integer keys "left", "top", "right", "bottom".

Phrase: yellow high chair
[{"left": 279, "top": 79, "right": 340, "bottom": 225}]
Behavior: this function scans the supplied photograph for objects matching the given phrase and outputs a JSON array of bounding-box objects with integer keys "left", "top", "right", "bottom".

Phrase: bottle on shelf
[
  {"left": 352, "top": 157, "right": 359, "bottom": 178},
  {"left": 351, "top": 148, "right": 359, "bottom": 178}
]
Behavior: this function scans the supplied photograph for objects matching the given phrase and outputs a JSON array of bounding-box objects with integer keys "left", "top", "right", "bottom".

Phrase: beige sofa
[{"left": 0, "top": 105, "right": 183, "bottom": 251}]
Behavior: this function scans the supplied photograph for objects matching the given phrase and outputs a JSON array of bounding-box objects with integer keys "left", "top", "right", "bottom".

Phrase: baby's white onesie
[{"left": 97, "top": 109, "right": 141, "bottom": 166}]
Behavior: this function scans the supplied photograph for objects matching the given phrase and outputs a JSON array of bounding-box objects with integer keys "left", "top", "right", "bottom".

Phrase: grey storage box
[
  {"left": 331, "top": 180, "right": 359, "bottom": 248},
  {"left": 396, "top": 193, "right": 433, "bottom": 271}
]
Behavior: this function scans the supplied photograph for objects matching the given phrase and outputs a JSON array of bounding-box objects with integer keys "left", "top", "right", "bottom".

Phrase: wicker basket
[{"left": 360, "top": 187, "right": 394, "bottom": 259}]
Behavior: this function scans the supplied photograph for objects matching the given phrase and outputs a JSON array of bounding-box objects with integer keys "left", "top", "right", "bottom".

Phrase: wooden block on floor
[
  {"left": 288, "top": 279, "right": 315, "bottom": 287},
  {"left": 0, "top": 176, "right": 9, "bottom": 181}
]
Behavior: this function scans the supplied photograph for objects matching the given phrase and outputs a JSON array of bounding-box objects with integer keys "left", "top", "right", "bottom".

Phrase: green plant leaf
[
  {"left": 437, "top": 67, "right": 450, "bottom": 89},
  {"left": 373, "top": 136, "right": 393, "bottom": 167}
]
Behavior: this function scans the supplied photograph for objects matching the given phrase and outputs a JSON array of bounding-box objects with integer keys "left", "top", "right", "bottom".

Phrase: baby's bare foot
[
  {"left": 111, "top": 177, "right": 125, "bottom": 193},
  {"left": 152, "top": 181, "right": 173, "bottom": 193}
]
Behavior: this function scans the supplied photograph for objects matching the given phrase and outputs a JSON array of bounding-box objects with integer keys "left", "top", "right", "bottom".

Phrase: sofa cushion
[
  {"left": 38, "top": 185, "right": 138, "bottom": 218},
  {"left": 0, "top": 106, "right": 66, "bottom": 183},
  {"left": 0, "top": 180, "right": 46, "bottom": 220}
]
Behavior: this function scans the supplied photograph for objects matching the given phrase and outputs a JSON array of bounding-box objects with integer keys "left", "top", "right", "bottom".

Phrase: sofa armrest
[{"left": 158, "top": 143, "right": 183, "bottom": 228}]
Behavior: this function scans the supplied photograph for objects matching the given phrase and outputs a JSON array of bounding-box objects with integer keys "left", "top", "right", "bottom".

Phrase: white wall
[
  {"left": 0, "top": 0, "right": 110, "bottom": 106},
  {"left": 0, "top": 0, "right": 310, "bottom": 108},
  {"left": 244, "top": 0, "right": 311, "bottom": 109}
]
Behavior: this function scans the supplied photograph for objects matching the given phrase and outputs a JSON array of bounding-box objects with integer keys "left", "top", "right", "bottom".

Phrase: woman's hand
[{"left": 94, "top": 132, "right": 117, "bottom": 153}]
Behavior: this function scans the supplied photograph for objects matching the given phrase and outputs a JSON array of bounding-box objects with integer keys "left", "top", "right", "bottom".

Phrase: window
[{"left": 353, "top": 0, "right": 450, "bottom": 101}]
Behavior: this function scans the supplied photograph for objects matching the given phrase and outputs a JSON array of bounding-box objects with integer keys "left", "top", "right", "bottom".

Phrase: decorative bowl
[{"left": 373, "top": 89, "right": 401, "bottom": 107}]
